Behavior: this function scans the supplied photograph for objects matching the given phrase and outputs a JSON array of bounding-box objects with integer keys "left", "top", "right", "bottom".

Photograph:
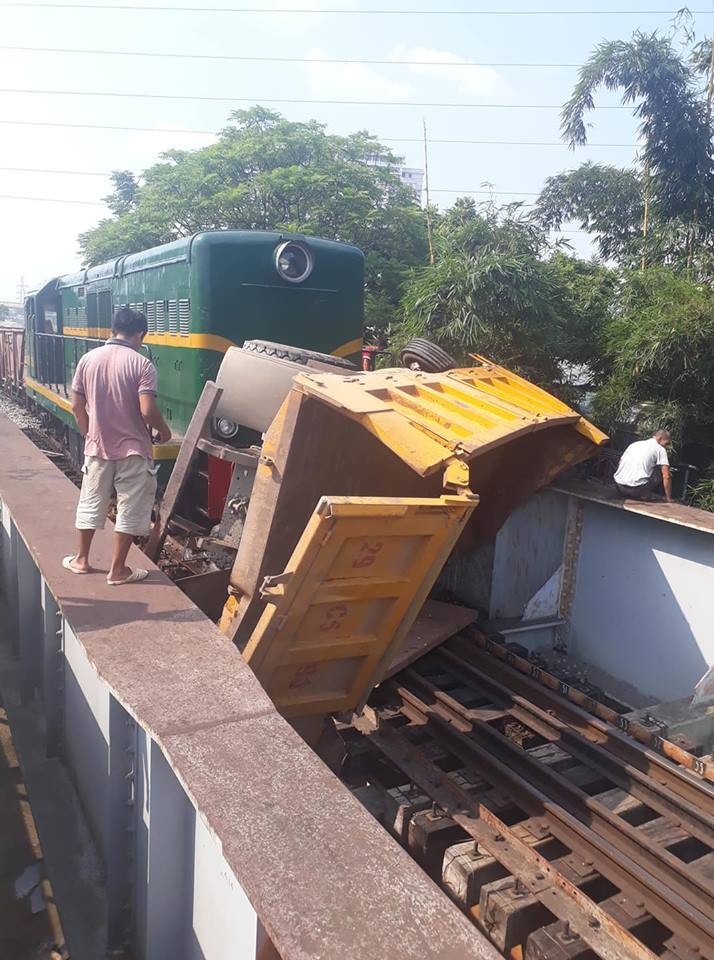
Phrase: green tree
[
  {"left": 80, "top": 107, "right": 427, "bottom": 332},
  {"left": 536, "top": 163, "right": 644, "bottom": 263},
  {"left": 538, "top": 31, "right": 714, "bottom": 272},
  {"left": 396, "top": 198, "right": 612, "bottom": 391},
  {"left": 593, "top": 268, "right": 714, "bottom": 443},
  {"left": 103, "top": 170, "right": 139, "bottom": 217}
]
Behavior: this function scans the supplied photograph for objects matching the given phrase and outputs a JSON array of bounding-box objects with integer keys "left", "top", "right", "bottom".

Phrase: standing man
[
  {"left": 613, "top": 429, "right": 673, "bottom": 502},
  {"left": 63, "top": 307, "right": 171, "bottom": 584}
]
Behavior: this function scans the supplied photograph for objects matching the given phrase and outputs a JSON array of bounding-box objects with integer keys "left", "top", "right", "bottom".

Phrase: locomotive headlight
[
  {"left": 214, "top": 417, "right": 238, "bottom": 439},
  {"left": 275, "top": 240, "right": 313, "bottom": 284}
]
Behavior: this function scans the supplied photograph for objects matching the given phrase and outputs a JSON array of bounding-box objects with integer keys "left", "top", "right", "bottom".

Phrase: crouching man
[
  {"left": 613, "top": 429, "right": 672, "bottom": 502},
  {"left": 63, "top": 307, "right": 171, "bottom": 584}
]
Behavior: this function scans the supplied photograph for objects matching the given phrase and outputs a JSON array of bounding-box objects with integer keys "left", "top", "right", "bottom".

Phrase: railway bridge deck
[
  {"left": 2, "top": 405, "right": 714, "bottom": 960},
  {"left": 0, "top": 411, "right": 494, "bottom": 960}
]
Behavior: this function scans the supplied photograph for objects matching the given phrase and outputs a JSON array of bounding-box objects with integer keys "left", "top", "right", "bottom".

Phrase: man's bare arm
[
  {"left": 71, "top": 391, "right": 89, "bottom": 437},
  {"left": 139, "top": 394, "right": 172, "bottom": 443},
  {"left": 662, "top": 464, "right": 673, "bottom": 502}
]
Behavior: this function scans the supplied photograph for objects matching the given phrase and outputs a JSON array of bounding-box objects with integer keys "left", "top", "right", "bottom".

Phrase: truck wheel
[
  {"left": 242, "top": 340, "right": 357, "bottom": 370},
  {"left": 399, "top": 338, "right": 457, "bottom": 373}
]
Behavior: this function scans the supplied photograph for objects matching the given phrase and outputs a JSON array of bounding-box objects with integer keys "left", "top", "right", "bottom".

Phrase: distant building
[
  {"left": 366, "top": 155, "right": 425, "bottom": 201},
  {"left": 0, "top": 301, "right": 25, "bottom": 327},
  {"left": 397, "top": 167, "right": 425, "bottom": 198}
]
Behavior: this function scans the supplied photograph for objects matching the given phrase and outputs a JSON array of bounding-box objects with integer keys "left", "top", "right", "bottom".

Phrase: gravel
[{"left": 0, "top": 393, "right": 45, "bottom": 432}]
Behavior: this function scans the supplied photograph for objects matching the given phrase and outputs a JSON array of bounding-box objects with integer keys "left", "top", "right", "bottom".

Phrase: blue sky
[{"left": 0, "top": 0, "right": 712, "bottom": 300}]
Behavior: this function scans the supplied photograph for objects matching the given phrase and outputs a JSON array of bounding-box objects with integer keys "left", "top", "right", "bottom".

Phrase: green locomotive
[{"left": 24, "top": 230, "right": 364, "bottom": 466}]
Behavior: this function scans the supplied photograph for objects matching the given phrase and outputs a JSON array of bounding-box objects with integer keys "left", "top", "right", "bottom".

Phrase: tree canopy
[
  {"left": 396, "top": 198, "right": 612, "bottom": 391},
  {"left": 593, "top": 268, "right": 714, "bottom": 441},
  {"left": 536, "top": 163, "right": 644, "bottom": 263},
  {"left": 80, "top": 107, "right": 428, "bottom": 332},
  {"left": 537, "top": 30, "right": 714, "bottom": 273}
]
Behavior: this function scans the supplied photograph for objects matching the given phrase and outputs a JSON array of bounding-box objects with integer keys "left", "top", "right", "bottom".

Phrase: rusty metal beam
[
  {"left": 381, "top": 683, "right": 714, "bottom": 954},
  {"left": 458, "top": 631, "right": 714, "bottom": 785},
  {"left": 146, "top": 380, "right": 221, "bottom": 561},
  {"left": 362, "top": 719, "right": 658, "bottom": 960},
  {"left": 432, "top": 647, "right": 714, "bottom": 846}
]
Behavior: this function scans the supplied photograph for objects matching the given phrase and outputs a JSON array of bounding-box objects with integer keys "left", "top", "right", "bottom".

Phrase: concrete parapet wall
[{"left": 0, "top": 413, "right": 495, "bottom": 960}]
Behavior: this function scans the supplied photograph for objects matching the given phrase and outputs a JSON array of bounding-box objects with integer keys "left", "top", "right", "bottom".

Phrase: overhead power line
[
  {"left": 0, "top": 47, "right": 585, "bottom": 67},
  {"left": 0, "top": 165, "right": 109, "bottom": 176},
  {"left": 0, "top": 167, "right": 547, "bottom": 196},
  {"left": 0, "top": 85, "right": 630, "bottom": 110},
  {"left": 0, "top": 118, "right": 638, "bottom": 147},
  {"left": 1, "top": 192, "right": 592, "bottom": 230},
  {"left": 0, "top": 4, "right": 707, "bottom": 14},
  {"left": 0, "top": 193, "right": 104, "bottom": 205}
]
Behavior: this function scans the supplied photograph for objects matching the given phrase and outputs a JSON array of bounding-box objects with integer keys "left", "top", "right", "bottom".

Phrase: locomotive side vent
[
  {"left": 178, "top": 299, "right": 190, "bottom": 336},
  {"left": 156, "top": 301, "right": 167, "bottom": 334},
  {"left": 146, "top": 301, "right": 156, "bottom": 333}
]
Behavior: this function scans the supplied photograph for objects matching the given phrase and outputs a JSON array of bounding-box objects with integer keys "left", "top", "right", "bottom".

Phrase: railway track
[
  {"left": 0, "top": 393, "right": 82, "bottom": 487},
  {"left": 346, "top": 634, "right": 714, "bottom": 960}
]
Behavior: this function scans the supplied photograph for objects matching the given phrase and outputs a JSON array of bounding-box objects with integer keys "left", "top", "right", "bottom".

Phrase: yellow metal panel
[
  {"left": 294, "top": 358, "right": 607, "bottom": 479},
  {"left": 240, "top": 494, "right": 477, "bottom": 718}
]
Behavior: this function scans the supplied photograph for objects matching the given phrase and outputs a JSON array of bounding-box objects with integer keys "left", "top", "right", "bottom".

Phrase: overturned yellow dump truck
[{"left": 216, "top": 355, "right": 607, "bottom": 720}]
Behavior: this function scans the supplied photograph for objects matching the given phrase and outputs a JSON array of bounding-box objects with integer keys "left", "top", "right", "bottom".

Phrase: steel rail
[
  {"left": 384, "top": 681, "right": 714, "bottom": 954},
  {"left": 429, "top": 647, "right": 714, "bottom": 846},
  {"left": 449, "top": 633, "right": 714, "bottom": 806},
  {"left": 394, "top": 673, "right": 713, "bottom": 916},
  {"left": 359, "top": 717, "right": 659, "bottom": 960}
]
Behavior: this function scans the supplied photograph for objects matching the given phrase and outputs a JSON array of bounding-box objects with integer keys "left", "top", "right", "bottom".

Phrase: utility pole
[
  {"left": 706, "top": 33, "right": 714, "bottom": 122},
  {"left": 641, "top": 161, "right": 649, "bottom": 273},
  {"left": 16, "top": 276, "right": 26, "bottom": 304},
  {"left": 423, "top": 120, "right": 435, "bottom": 266}
]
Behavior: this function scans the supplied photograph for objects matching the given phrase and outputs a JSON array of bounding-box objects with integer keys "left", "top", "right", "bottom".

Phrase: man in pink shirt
[{"left": 63, "top": 307, "right": 171, "bottom": 585}]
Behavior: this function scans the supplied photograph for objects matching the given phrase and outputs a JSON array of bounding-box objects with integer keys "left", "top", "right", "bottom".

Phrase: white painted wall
[{"left": 570, "top": 503, "right": 714, "bottom": 702}]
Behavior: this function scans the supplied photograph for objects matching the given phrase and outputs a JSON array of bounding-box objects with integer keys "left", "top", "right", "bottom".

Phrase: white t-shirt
[{"left": 614, "top": 437, "right": 669, "bottom": 487}]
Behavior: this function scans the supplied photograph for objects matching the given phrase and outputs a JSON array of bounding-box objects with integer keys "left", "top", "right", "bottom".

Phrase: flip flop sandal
[
  {"left": 62, "top": 555, "right": 90, "bottom": 575},
  {"left": 107, "top": 568, "right": 149, "bottom": 586}
]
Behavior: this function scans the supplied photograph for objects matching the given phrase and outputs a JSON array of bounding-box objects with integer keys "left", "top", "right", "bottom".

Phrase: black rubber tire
[
  {"left": 242, "top": 339, "right": 357, "bottom": 370},
  {"left": 399, "top": 338, "right": 457, "bottom": 373}
]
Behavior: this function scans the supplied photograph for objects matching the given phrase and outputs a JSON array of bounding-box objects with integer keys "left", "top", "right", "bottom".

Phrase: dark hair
[{"left": 112, "top": 307, "right": 148, "bottom": 337}]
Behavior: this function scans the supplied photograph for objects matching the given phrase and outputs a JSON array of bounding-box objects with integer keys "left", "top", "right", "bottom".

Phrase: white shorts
[{"left": 76, "top": 455, "right": 158, "bottom": 537}]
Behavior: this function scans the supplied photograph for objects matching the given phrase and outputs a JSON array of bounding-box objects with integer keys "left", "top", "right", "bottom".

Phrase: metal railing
[{"left": 31, "top": 332, "right": 105, "bottom": 396}]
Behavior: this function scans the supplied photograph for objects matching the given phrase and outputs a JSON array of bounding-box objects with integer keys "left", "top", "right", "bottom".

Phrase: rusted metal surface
[
  {"left": 389, "top": 677, "right": 714, "bottom": 937},
  {"left": 147, "top": 380, "right": 221, "bottom": 561},
  {"left": 438, "top": 644, "right": 714, "bottom": 845},
  {"left": 0, "top": 326, "right": 25, "bottom": 393},
  {"left": 359, "top": 720, "right": 658, "bottom": 960},
  {"left": 226, "top": 366, "right": 606, "bottom": 648},
  {"left": 555, "top": 498, "right": 584, "bottom": 651},
  {"left": 464, "top": 629, "right": 714, "bottom": 784},
  {"left": 0, "top": 411, "right": 498, "bottom": 960},
  {"left": 346, "top": 640, "right": 714, "bottom": 960},
  {"left": 554, "top": 478, "right": 714, "bottom": 537},
  {"left": 380, "top": 599, "right": 477, "bottom": 681}
]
